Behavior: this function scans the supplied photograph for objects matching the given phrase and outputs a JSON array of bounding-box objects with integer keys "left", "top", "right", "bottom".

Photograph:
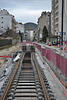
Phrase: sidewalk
[{"left": 45, "top": 44, "right": 67, "bottom": 56}]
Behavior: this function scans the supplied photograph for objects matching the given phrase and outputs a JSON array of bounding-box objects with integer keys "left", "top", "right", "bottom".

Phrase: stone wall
[
  {"left": 0, "top": 39, "right": 12, "bottom": 47},
  {"left": 0, "top": 37, "right": 21, "bottom": 47}
]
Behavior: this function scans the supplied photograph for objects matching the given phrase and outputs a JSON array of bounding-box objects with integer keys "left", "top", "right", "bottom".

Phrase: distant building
[
  {"left": 24, "top": 28, "right": 32, "bottom": 41},
  {"left": 24, "top": 30, "right": 30, "bottom": 41},
  {"left": 24, "top": 23, "right": 37, "bottom": 41},
  {"left": 51, "top": 0, "right": 67, "bottom": 42},
  {"left": 0, "top": 9, "right": 17, "bottom": 34},
  {"left": 38, "top": 11, "right": 51, "bottom": 41},
  {"left": 33, "top": 28, "right": 38, "bottom": 41},
  {"left": 24, "top": 29, "right": 36, "bottom": 41},
  {"left": 16, "top": 23, "right": 24, "bottom": 33},
  {"left": 16, "top": 23, "right": 24, "bottom": 41}
]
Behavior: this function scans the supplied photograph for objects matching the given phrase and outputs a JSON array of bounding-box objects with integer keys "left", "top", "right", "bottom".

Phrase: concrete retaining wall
[
  {"left": 0, "top": 38, "right": 21, "bottom": 47},
  {"left": 0, "top": 39, "right": 12, "bottom": 47},
  {"left": 33, "top": 42, "right": 67, "bottom": 78}
]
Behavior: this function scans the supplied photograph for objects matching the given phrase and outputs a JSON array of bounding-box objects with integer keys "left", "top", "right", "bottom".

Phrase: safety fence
[{"left": 33, "top": 42, "right": 67, "bottom": 78}]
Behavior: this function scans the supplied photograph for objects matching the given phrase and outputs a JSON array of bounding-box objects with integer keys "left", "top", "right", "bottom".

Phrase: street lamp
[{"left": 61, "top": 0, "right": 64, "bottom": 49}]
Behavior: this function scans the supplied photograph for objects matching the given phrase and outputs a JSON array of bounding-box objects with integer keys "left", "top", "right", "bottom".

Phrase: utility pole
[
  {"left": 61, "top": 0, "right": 64, "bottom": 49},
  {"left": 49, "top": 13, "right": 51, "bottom": 46}
]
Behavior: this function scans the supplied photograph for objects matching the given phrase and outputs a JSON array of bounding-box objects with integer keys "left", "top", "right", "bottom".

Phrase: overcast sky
[{"left": 0, "top": 0, "right": 51, "bottom": 24}]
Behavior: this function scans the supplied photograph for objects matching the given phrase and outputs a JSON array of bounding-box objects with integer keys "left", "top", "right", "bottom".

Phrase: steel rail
[
  {"left": 0, "top": 53, "right": 24, "bottom": 100},
  {"left": 0, "top": 52, "right": 50, "bottom": 100},
  {"left": 32, "top": 53, "right": 50, "bottom": 100}
]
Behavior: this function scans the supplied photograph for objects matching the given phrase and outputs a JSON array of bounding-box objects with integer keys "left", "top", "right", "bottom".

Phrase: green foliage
[
  {"left": 0, "top": 45, "right": 14, "bottom": 51},
  {"left": 13, "top": 37, "right": 19, "bottom": 39},
  {"left": 42, "top": 26, "right": 48, "bottom": 42}
]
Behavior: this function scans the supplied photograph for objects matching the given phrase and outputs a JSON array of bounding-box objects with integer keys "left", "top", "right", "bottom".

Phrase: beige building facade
[{"left": 38, "top": 11, "right": 51, "bottom": 41}]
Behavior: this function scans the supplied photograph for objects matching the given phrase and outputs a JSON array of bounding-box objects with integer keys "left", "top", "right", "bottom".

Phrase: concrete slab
[
  {"left": 18, "top": 83, "right": 35, "bottom": 85},
  {"left": 16, "top": 86, "right": 36, "bottom": 89},
  {"left": 15, "top": 89, "right": 37, "bottom": 93},
  {"left": 13, "top": 97, "right": 38, "bottom": 100},
  {"left": 14, "top": 93, "right": 37, "bottom": 97}
]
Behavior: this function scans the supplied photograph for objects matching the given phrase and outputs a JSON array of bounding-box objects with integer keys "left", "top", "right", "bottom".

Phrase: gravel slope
[{"left": 0, "top": 43, "right": 21, "bottom": 68}]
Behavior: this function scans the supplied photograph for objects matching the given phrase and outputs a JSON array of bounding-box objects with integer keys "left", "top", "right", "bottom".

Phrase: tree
[{"left": 42, "top": 26, "right": 48, "bottom": 42}]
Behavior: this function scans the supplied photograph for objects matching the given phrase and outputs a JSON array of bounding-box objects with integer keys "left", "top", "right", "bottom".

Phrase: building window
[
  {"left": 64, "top": 37, "right": 65, "bottom": 39},
  {"left": 64, "top": 32, "right": 66, "bottom": 35},
  {"left": 1, "top": 26, "right": 3, "bottom": 28},
  {"left": 1, "top": 17, "right": 3, "bottom": 19}
]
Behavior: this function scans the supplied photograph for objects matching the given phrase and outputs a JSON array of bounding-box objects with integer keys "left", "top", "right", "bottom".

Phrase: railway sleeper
[{"left": 1, "top": 52, "right": 51, "bottom": 100}]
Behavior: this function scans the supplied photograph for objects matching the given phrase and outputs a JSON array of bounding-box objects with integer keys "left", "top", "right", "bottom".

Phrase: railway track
[{"left": 0, "top": 52, "right": 56, "bottom": 100}]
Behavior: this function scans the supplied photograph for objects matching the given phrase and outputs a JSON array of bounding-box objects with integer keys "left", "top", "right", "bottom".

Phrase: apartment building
[
  {"left": 38, "top": 11, "right": 51, "bottom": 40},
  {"left": 0, "top": 9, "right": 17, "bottom": 34},
  {"left": 51, "top": 0, "right": 60, "bottom": 35},
  {"left": 51, "top": 0, "right": 67, "bottom": 41}
]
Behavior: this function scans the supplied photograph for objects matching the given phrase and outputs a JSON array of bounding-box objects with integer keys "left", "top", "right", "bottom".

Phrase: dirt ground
[{"left": 0, "top": 43, "right": 21, "bottom": 68}]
